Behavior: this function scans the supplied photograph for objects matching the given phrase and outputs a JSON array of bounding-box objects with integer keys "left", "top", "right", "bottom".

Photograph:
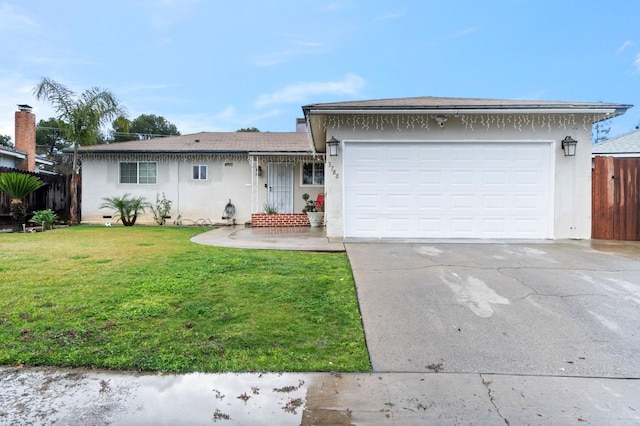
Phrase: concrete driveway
[{"left": 346, "top": 240, "right": 640, "bottom": 377}]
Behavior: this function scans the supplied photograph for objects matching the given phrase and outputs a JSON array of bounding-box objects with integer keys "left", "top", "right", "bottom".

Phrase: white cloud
[
  {"left": 0, "top": 4, "right": 37, "bottom": 30},
  {"left": 618, "top": 40, "right": 636, "bottom": 53},
  {"left": 252, "top": 34, "right": 327, "bottom": 67},
  {"left": 253, "top": 50, "right": 294, "bottom": 67},
  {"left": 254, "top": 74, "right": 365, "bottom": 108},
  {"left": 633, "top": 54, "right": 640, "bottom": 72},
  {"left": 148, "top": 0, "right": 203, "bottom": 31},
  {"left": 322, "top": 3, "right": 349, "bottom": 11},
  {"left": 213, "top": 106, "right": 236, "bottom": 121},
  {"left": 454, "top": 27, "right": 478, "bottom": 38},
  {"left": 375, "top": 11, "right": 404, "bottom": 21}
]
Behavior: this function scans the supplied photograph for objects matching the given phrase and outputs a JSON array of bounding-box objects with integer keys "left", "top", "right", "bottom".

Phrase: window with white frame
[
  {"left": 119, "top": 162, "right": 157, "bottom": 184},
  {"left": 192, "top": 165, "right": 208, "bottom": 180},
  {"left": 301, "top": 162, "right": 324, "bottom": 186}
]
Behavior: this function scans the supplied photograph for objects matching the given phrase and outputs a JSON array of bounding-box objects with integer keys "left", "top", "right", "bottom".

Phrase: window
[
  {"left": 192, "top": 165, "right": 208, "bottom": 180},
  {"left": 119, "top": 162, "right": 157, "bottom": 184},
  {"left": 302, "top": 162, "right": 324, "bottom": 186}
]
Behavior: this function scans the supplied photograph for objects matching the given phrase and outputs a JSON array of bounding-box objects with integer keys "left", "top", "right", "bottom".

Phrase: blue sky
[{"left": 1, "top": 0, "right": 640, "bottom": 142}]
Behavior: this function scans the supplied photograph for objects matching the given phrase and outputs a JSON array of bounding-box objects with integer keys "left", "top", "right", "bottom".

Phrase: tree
[
  {"left": 236, "top": 127, "right": 260, "bottom": 132},
  {"left": 0, "top": 134, "right": 12, "bottom": 148},
  {"left": 36, "top": 118, "right": 67, "bottom": 155},
  {"left": 593, "top": 118, "right": 611, "bottom": 144},
  {"left": 112, "top": 114, "right": 180, "bottom": 142},
  {"left": 100, "top": 194, "right": 150, "bottom": 226},
  {"left": 36, "top": 118, "right": 74, "bottom": 174},
  {"left": 0, "top": 172, "right": 44, "bottom": 232},
  {"left": 34, "top": 77, "right": 125, "bottom": 224}
]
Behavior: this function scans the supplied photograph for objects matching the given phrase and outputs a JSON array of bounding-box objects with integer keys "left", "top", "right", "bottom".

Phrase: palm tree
[
  {"left": 0, "top": 172, "right": 45, "bottom": 232},
  {"left": 34, "top": 78, "right": 125, "bottom": 224},
  {"left": 100, "top": 194, "right": 150, "bottom": 226}
]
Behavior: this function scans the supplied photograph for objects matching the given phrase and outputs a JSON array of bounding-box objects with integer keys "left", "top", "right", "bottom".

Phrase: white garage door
[{"left": 344, "top": 142, "right": 553, "bottom": 239}]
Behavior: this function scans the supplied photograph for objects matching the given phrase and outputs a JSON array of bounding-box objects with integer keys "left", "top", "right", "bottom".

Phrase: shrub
[
  {"left": 0, "top": 172, "right": 45, "bottom": 232},
  {"left": 30, "top": 209, "right": 58, "bottom": 230},
  {"left": 100, "top": 194, "right": 150, "bottom": 226},
  {"left": 150, "top": 192, "right": 173, "bottom": 225},
  {"left": 263, "top": 203, "right": 279, "bottom": 214}
]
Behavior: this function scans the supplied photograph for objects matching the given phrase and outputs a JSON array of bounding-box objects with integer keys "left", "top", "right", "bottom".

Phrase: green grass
[{"left": 0, "top": 226, "right": 370, "bottom": 373}]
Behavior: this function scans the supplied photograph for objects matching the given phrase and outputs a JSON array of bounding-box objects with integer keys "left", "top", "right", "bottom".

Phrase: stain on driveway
[{"left": 346, "top": 240, "right": 640, "bottom": 376}]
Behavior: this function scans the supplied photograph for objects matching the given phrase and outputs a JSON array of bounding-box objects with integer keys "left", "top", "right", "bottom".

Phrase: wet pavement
[
  {"left": 190, "top": 225, "right": 345, "bottom": 252},
  {"left": 2, "top": 367, "right": 638, "bottom": 425},
  {"left": 347, "top": 240, "right": 640, "bottom": 376}
]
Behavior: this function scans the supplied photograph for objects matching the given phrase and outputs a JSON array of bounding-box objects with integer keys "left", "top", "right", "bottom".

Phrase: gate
[{"left": 592, "top": 156, "right": 640, "bottom": 240}]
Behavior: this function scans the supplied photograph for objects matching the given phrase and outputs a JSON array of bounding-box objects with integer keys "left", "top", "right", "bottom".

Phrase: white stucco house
[
  {"left": 303, "top": 96, "right": 631, "bottom": 240},
  {"left": 76, "top": 96, "right": 632, "bottom": 239},
  {"left": 592, "top": 128, "right": 640, "bottom": 158},
  {"left": 76, "top": 131, "right": 325, "bottom": 225}
]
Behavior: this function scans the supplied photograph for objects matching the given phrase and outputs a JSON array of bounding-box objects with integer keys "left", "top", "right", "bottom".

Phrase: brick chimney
[{"left": 15, "top": 104, "right": 36, "bottom": 172}]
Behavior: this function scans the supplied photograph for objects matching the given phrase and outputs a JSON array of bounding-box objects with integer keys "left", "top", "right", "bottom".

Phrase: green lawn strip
[{"left": 0, "top": 226, "right": 370, "bottom": 373}]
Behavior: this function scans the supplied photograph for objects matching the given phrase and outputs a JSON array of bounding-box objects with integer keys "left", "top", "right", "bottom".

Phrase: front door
[{"left": 267, "top": 162, "right": 294, "bottom": 213}]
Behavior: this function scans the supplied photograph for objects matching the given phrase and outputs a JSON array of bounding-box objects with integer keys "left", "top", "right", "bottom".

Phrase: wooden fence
[
  {"left": 0, "top": 167, "right": 75, "bottom": 223},
  {"left": 592, "top": 156, "right": 640, "bottom": 241}
]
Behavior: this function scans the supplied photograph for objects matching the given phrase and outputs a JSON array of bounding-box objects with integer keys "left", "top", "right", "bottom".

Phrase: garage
[{"left": 343, "top": 141, "right": 553, "bottom": 239}]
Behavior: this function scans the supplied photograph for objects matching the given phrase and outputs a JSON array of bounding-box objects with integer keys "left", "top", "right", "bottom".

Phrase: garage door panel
[
  {"left": 387, "top": 194, "right": 411, "bottom": 210},
  {"left": 451, "top": 170, "right": 474, "bottom": 185},
  {"left": 388, "top": 170, "right": 411, "bottom": 185},
  {"left": 419, "top": 218, "right": 442, "bottom": 232},
  {"left": 344, "top": 142, "right": 552, "bottom": 239},
  {"left": 353, "top": 193, "right": 380, "bottom": 209}
]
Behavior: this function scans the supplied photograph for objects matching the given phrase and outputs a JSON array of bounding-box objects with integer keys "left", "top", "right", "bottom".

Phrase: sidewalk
[{"left": 2, "top": 367, "right": 638, "bottom": 424}]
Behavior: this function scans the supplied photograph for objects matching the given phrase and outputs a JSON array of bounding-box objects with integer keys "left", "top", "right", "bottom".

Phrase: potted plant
[{"left": 302, "top": 193, "right": 324, "bottom": 227}]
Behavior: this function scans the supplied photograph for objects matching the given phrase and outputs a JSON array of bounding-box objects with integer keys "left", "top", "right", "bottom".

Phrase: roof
[
  {"left": 593, "top": 129, "right": 640, "bottom": 156},
  {"left": 71, "top": 132, "right": 311, "bottom": 154},
  {"left": 0, "top": 146, "right": 26, "bottom": 160},
  {"left": 303, "top": 96, "right": 632, "bottom": 115}
]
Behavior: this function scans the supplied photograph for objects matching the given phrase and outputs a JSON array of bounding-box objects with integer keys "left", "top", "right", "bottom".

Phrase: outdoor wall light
[
  {"left": 327, "top": 136, "right": 340, "bottom": 157},
  {"left": 434, "top": 115, "right": 448, "bottom": 127},
  {"left": 561, "top": 136, "right": 578, "bottom": 157}
]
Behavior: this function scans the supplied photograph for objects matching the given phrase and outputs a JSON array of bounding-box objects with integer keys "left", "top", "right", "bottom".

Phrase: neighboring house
[
  {"left": 76, "top": 131, "right": 325, "bottom": 225},
  {"left": 303, "top": 96, "right": 631, "bottom": 240},
  {"left": 592, "top": 129, "right": 640, "bottom": 158},
  {"left": 0, "top": 145, "right": 54, "bottom": 173}
]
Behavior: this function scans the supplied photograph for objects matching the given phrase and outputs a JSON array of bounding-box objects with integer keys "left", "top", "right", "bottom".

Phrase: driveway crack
[{"left": 480, "top": 374, "right": 510, "bottom": 425}]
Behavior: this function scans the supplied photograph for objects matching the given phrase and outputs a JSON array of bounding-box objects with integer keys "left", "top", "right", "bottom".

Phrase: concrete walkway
[
  {"left": 2, "top": 229, "right": 639, "bottom": 424},
  {"left": 190, "top": 225, "right": 345, "bottom": 252}
]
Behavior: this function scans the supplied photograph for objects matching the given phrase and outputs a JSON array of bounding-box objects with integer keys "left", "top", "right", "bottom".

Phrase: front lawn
[{"left": 0, "top": 226, "right": 370, "bottom": 373}]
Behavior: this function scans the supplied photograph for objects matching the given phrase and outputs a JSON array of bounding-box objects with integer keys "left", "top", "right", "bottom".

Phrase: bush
[
  {"left": 30, "top": 209, "right": 58, "bottom": 230},
  {"left": 263, "top": 203, "right": 279, "bottom": 214},
  {"left": 150, "top": 192, "right": 173, "bottom": 225},
  {"left": 100, "top": 194, "right": 150, "bottom": 226}
]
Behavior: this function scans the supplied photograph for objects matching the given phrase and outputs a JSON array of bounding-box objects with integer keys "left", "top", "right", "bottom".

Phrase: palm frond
[{"left": 0, "top": 172, "right": 45, "bottom": 200}]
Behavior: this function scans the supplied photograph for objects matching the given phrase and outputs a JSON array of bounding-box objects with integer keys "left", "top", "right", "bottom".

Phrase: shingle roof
[
  {"left": 593, "top": 129, "right": 640, "bottom": 155},
  {"left": 303, "top": 96, "right": 632, "bottom": 114},
  {"left": 74, "top": 132, "right": 311, "bottom": 154}
]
